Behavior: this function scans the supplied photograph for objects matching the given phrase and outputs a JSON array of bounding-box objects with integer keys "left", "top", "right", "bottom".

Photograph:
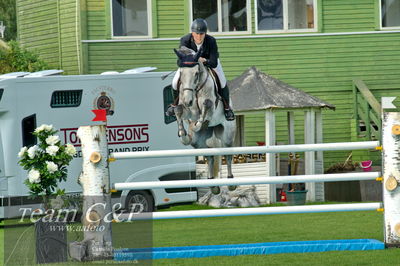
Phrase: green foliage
[
  {"left": 0, "top": 40, "right": 48, "bottom": 74},
  {"left": 17, "top": 124, "right": 77, "bottom": 197}
]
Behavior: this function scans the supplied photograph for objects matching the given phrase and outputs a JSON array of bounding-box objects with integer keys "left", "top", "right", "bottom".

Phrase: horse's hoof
[
  {"left": 227, "top": 176, "right": 235, "bottom": 191},
  {"left": 210, "top": 186, "right": 220, "bottom": 195},
  {"left": 193, "top": 122, "right": 202, "bottom": 132},
  {"left": 178, "top": 129, "right": 186, "bottom": 137}
]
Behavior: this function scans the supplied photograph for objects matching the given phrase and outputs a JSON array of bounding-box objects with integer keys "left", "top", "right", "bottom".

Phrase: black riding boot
[
  {"left": 221, "top": 85, "right": 235, "bottom": 121},
  {"left": 165, "top": 88, "right": 179, "bottom": 116}
]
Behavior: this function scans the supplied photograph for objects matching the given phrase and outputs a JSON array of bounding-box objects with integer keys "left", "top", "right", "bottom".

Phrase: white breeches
[{"left": 172, "top": 59, "right": 227, "bottom": 90}]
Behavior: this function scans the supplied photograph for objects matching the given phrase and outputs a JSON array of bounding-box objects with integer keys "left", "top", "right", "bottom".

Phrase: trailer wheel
[{"left": 126, "top": 191, "right": 154, "bottom": 213}]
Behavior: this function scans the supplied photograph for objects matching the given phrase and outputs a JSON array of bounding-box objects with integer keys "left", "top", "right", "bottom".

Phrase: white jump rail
[
  {"left": 114, "top": 202, "right": 383, "bottom": 221},
  {"left": 110, "top": 141, "right": 380, "bottom": 160},
  {"left": 113, "top": 172, "right": 381, "bottom": 190}
]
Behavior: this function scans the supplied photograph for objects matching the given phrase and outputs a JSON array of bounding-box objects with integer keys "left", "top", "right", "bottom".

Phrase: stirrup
[{"left": 224, "top": 108, "right": 235, "bottom": 121}]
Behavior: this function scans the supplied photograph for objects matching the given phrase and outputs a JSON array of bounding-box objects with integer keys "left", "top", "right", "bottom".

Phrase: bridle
[
  {"left": 180, "top": 65, "right": 212, "bottom": 112},
  {"left": 181, "top": 65, "right": 209, "bottom": 94}
]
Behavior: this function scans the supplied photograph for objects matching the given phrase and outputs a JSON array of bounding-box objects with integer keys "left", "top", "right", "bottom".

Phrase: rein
[{"left": 181, "top": 68, "right": 209, "bottom": 93}]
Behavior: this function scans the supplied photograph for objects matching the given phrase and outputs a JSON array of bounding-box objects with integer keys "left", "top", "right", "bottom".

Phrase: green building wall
[
  {"left": 16, "top": 0, "right": 400, "bottom": 168},
  {"left": 17, "top": 0, "right": 81, "bottom": 74}
]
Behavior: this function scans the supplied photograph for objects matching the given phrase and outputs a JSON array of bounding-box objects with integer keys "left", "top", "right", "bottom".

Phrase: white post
[
  {"left": 265, "top": 110, "right": 276, "bottom": 203},
  {"left": 382, "top": 111, "right": 400, "bottom": 247},
  {"left": 70, "top": 125, "right": 113, "bottom": 261},
  {"left": 315, "top": 110, "right": 325, "bottom": 201},
  {"left": 305, "top": 109, "right": 316, "bottom": 201},
  {"left": 287, "top": 111, "right": 295, "bottom": 145}
]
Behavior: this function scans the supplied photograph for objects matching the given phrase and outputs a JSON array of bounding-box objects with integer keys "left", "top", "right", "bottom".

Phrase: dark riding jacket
[{"left": 179, "top": 33, "right": 219, "bottom": 69}]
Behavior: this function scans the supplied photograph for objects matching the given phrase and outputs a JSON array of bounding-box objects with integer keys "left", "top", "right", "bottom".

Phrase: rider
[{"left": 167, "top": 18, "right": 235, "bottom": 121}]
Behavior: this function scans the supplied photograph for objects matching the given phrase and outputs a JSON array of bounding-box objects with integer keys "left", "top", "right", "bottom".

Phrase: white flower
[
  {"left": 46, "top": 145, "right": 59, "bottom": 156},
  {"left": 27, "top": 145, "right": 39, "bottom": 159},
  {"left": 46, "top": 161, "right": 58, "bottom": 173},
  {"left": 34, "top": 124, "right": 54, "bottom": 133},
  {"left": 28, "top": 169, "right": 41, "bottom": 184},
  {"left": 18, "top": 147, "right": 28, "bottom": 158},
  {"left": 65, "top": 144, "right": 77, "bottom": 156},
  {"left": 45, "top": 135, "right": 60, "bottom": 146}
]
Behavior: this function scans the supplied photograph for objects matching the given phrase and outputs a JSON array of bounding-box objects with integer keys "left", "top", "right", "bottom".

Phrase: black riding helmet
[{"left": 191, "top": 18, "right": 208, "bottom": 34}]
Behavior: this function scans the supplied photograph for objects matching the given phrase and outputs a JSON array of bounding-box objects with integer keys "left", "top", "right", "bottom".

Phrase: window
[
  {"left": 381, "top": 0, "right": 400, "bottom": 28},
  {"left": 0, "top": 89, "right": 3, "bottom": 102},
  {"left": 256, "top": 0, "right": 316, "bottom": 33},
  {"left": 22, "top": 114, "right": 37, "bottom": 147},
  {"left": 111, "top": 0, "right": 152, "bottom": 37},
  {"left": 163, "top": 85, "right": 177, "bottom": 124},
  {"left": 50, "top": 90, "right": 82, "bottom": 108},
  {"left": 191, "top": 0, "right": 251, "bottom": 34}
]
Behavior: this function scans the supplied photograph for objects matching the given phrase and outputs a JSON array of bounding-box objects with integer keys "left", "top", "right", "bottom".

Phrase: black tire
[{"left": 126, "top": 191, "right": 154, "bottom": 213}]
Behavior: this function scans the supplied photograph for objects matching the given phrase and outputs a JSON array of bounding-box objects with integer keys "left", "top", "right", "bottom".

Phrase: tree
[
  {"left": 0, "top": 0, "right": 17, "bottom": 41},
  {"left": 0, "top": 40, "right": 48, "bottom": 74}
]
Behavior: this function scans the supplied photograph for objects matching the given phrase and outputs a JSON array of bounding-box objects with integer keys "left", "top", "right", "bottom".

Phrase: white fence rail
[
  {"left": 115, "top": 203, "right": 382, "bottom": 221},
  {"left": 113, "top": 172, "right": 380, "bottom": 190},
  {"left": 110, "top": 141, "right": 380, "bottom": 160}
]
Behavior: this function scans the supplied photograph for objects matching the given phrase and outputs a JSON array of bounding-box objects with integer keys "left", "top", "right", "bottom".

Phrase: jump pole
[
  {"left": 114, "top": 203, "right": 382, "bottom": 221},
  {"left": 109, "top": 141, "right": 380, "bottom": 160},
  {"left": 113, "top": 172, "right": 380, "bottom": 190}
]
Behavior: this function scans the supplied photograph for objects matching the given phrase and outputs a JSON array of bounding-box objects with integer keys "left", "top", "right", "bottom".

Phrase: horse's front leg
[
  {"left": 175, "top": 105, "right": 192, "bottom": 145},
  {"left": 225, "top": 154, "right": 236, "bottom": 191},
  {"left": 206, "top": 155, "right": 220, "bottom": 195},
  {"left": 193, "top": 99, "right": 212, "bottom": 132}
]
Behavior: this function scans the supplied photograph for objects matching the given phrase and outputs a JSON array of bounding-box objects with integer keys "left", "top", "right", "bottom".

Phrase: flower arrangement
[{"left": 18, "top": 124, "right": 77, "bottom": 197}]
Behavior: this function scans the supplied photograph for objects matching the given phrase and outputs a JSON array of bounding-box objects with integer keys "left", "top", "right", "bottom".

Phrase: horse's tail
[{"left": 213, "top": 155, "right": 221, "bottom": 178}]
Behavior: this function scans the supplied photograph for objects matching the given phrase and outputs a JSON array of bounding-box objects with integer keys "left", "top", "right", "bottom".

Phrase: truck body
[{"left": 0, "top": 70, "right": 196, "bottom": 218}]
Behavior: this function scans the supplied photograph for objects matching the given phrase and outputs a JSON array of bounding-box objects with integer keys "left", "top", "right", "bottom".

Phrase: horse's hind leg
[
  {"left": 206, "top": 156, "right": 220, "bottom": 194},
  {"left": 226, "top": 154, "right": 236, "bottom": 191}
]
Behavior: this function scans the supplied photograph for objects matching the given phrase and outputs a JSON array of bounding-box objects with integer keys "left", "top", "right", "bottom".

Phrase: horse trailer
[{"left": 0, "top": 69, "right": 197, "bottom": 219}]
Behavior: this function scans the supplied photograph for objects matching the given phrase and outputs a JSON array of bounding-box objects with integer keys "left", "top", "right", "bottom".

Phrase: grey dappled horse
[{"left": 173, "top": 47, "right": 236, "bottom": 194}]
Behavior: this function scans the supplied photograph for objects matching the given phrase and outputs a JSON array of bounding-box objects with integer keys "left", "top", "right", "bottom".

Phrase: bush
[
  {"left": 18, "top": 124, "right": 76, "bottom": 197},
  {"left": 0, "top": 40, "right": 48, "bottom": 74}
]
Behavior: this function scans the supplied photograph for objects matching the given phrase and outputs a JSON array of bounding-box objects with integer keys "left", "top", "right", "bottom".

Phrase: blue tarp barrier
[{"left": 114, "top": 239, "right": 384, "bottom": 261}]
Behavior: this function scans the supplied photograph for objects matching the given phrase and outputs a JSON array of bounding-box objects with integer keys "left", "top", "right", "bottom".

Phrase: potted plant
[
  {"left": 18, "top": 124, "right": 77, "bottom": 264},
  {"left": 285, "top": 153, "right": 308, "bottom": 205}
]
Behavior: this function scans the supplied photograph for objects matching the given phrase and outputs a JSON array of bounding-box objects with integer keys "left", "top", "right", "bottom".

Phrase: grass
[{"left": 1, "top": 202, "right": 400, "bottom": 265}]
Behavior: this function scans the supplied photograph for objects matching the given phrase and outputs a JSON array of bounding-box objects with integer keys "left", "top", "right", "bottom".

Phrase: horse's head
[{"left": 174, "top": 47, "right": 206, "bottom": 108}]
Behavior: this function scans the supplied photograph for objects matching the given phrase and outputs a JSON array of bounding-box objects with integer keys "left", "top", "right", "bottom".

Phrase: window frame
[
  {"left": 379, "top": 0, "right": 400, "bottom": 30},
  {"left": 189, "top": 0, "right": 252, "bottom": 36},
  {"left": 163, "top": 85, "right": 177, "bottom": 125},
  {"left": 255, "top": 0, "right": 318, "bottom": 34},
  {"left": 110, "top": 0, "right": 153, "bottom": 39}
]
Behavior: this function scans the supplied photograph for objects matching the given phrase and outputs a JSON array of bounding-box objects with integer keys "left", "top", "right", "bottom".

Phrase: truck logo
[
  {"left": 94, "top": 92, "right": 114, "bottom": 116},
  {"left": 60, "top": 124, "right": 149, "bottom": 147}
]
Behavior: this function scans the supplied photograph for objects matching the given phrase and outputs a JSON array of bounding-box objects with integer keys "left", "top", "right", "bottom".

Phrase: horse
[{"left": 172, "top": 47, "right": 236, "bottom": 194}]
